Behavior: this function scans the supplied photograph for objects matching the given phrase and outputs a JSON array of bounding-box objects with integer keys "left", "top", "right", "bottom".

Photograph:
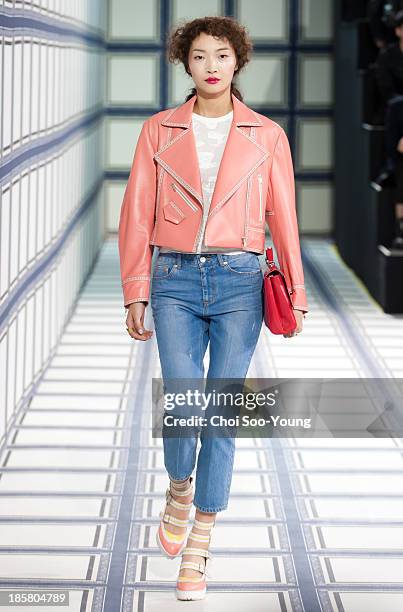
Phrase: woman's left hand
[{"left": 283, "top": 309, "right": 304, "bottom": 338}]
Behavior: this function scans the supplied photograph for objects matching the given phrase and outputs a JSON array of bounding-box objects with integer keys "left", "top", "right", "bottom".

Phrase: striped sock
[
  {"left": 162, "top": 523, "right": 186, "bottom": 541},
  {"left": 170, "top": 477, "right": 190, "bottom": 488}
]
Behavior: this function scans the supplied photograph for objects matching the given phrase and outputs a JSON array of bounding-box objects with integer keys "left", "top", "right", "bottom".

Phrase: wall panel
[
  {"left": 105, "top": 0, "right": 334, "bottom": 237},
  {"left": 0, "top": 1, "right": 107, "bottom": 447}
]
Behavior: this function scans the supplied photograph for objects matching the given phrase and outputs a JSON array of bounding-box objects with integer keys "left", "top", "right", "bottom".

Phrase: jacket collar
[
  {"left": 154, "top": 93, "right": 269, "bottom": 214},
  {"left": 160, "top": 92, "right": 264, "bottom": 128}
]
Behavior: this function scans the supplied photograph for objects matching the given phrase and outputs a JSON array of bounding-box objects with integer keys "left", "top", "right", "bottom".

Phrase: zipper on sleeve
[
  {"left": 171, "top": 183, "right": 198, "bottom": 212},
  {"left": 257, "top": 174, "right": 263, "bottom": 223}
]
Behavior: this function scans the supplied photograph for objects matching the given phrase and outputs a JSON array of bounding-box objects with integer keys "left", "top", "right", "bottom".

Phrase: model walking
[{"left": 118, "top": 16, "right": 308, "bottom": 601}]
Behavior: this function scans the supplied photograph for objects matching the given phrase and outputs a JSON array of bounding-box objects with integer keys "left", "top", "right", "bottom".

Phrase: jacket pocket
[
  {"left": 171, "top": 183, "right": 198, "bottom": 212},
  {"left": 257, "top": 173, "right": 263, "bottom": 223},
  {"left": 163, "top": 201, "right": 186, "bottom": 224}
]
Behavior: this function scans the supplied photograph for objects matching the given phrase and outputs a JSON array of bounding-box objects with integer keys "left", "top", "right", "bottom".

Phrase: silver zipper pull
[{"left": 257, "top": 174, "right": 263, "bottom": 222}]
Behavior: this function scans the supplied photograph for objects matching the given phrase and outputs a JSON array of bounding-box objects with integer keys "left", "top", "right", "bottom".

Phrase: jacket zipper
[
  {"left": 242, "top": 175, "right": 252, "bottom": 247},
  {"left": 171, "top": 183, "right": 198, "bottom": 212},
  {"left": 195, "top": 210, "right": 208, "bottom": 252},
  {"left": 257, "top": 174, "right": 263, "bottom": 223},
  {"left": 169, "top": 201, "right": 185, "bottom": 218}
]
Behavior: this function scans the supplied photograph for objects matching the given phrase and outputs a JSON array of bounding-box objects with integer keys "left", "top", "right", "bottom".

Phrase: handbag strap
[
  {"left": 265, "top": 247, "right": 276, "bottom": 270},
  {"left": 264, "top": 247, "right": 294, "bottom": 307}
]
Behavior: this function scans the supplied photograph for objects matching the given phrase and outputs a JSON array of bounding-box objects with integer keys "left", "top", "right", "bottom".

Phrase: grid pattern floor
[{"left": 1, "top": 237, "right": 403, "bottom": 612}]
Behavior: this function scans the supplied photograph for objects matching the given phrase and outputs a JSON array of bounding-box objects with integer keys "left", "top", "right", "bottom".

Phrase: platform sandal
[
  {"left": 156, "top": 476, "right": 194, "bottom": 558},
  {"left": 175, "top": 516, "right": 216, "bottom": 601}
]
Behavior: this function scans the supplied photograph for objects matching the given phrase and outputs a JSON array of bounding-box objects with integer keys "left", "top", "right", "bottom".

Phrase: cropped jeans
[{"left": 150, "top": 250, "right": 264, "bottom": 513}]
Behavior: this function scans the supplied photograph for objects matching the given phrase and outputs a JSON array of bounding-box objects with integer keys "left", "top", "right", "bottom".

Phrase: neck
[{"left": 193, "top": 89, "right": 233, "bottom": 117}]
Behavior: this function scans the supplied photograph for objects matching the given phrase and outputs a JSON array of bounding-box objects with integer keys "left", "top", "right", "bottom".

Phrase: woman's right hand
[{"left": 126, "top": 302, "right": 154, "bottom": 341}]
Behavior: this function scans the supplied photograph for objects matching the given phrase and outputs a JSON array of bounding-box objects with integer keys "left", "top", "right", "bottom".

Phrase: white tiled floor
[{"left": 1, "top": 238, "right": 403, "bottom": 611}]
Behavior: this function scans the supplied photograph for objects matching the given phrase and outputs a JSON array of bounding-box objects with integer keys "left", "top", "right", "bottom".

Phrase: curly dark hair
[{"left": 166, "top": 16, "right": 253, "bottom": 102}]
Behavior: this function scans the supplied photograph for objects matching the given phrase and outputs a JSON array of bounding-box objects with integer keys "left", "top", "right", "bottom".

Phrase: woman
[{"left": 118, "top": 16, "right": 308, "bottom": 601}]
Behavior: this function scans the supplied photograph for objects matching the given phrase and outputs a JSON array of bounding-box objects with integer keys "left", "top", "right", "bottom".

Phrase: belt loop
[
  {"left": 176, "top": 252, "right": 182, "bottom": 269},
  {"left": 217, "top": 253, "right": 225, "bottom": 267}
]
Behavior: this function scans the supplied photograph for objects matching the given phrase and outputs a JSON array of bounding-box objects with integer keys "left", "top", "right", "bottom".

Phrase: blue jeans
[{"left": 150, "top": 251, "right": 264, "bottom": 512}]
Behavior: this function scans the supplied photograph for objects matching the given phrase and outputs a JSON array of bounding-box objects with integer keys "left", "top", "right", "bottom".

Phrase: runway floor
[{"left": 1, "top": 237, "right": 403, "bottom": 611}]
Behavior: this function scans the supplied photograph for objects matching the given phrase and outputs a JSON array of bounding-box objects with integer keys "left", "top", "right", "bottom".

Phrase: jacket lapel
[
  {"left": 153, "top": 93, "right": 269, "bottom": 213},
  {"left": 154, "top": 120, "right": 204, "bottom": 206}
]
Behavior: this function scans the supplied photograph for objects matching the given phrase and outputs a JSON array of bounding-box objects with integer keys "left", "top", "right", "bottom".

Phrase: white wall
[{"left": 0, "top": 0, "right": 107, "bottom": 445}]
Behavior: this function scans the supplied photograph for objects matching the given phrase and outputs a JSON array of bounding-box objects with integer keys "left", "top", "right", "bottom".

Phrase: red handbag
[{"left": 263, "top": 247, "right": 297, "bottom": 335}]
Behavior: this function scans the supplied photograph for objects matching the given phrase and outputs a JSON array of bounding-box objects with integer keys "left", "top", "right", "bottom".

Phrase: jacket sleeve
[
  {"left": 265, "top": 127, "right": 308, "bottom": 314},
  {"left": 118, "top": 118, "right": 157, "bottom": 308}
]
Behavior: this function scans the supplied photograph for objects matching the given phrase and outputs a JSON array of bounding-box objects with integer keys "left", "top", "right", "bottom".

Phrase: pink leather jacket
[{"left": 118, "top": 92, "right": 308, "bottom": 313}]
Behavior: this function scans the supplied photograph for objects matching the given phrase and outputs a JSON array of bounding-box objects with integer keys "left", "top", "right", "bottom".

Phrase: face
[{"left": 187, "top": 32, "right": 238, "bottom": 95}]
